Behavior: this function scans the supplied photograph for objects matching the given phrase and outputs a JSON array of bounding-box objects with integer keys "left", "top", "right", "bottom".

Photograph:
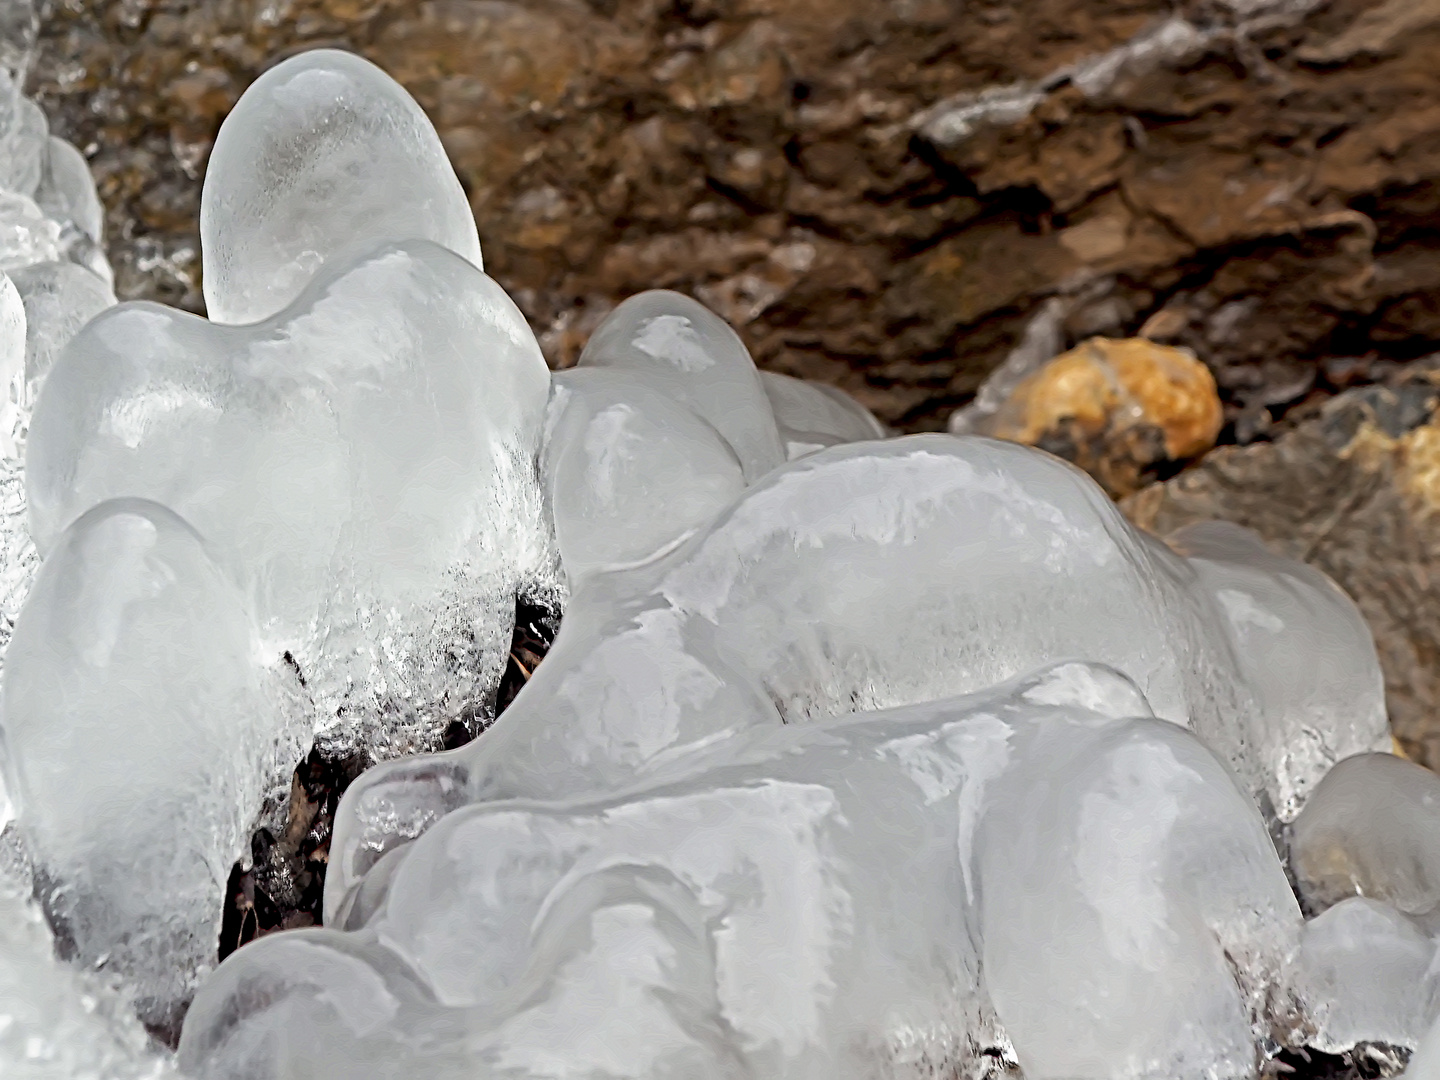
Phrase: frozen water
[
  {"left": 1, "top": 498, "right": 308, "bottom": 1027},
  {"left": 201, "top": 48, "right": 482, "bottom": 326},
  {"left": 543, "top": 366, "right": 745, "bottom": 586},
  {"left": 975, "top": 694, "right": 1301, "bottom": 1079},
  {"left": 1287, "top": 897, "right": 1440, "bottom": 1053},
  {"left": 189, "top": 664, "right": 1297, "bottom": 1080},
  {"left": 0, "top": 834, "right": 175, "bottom": 1080},
  {"left": 331, "top": 434, "right": 1288, "bottom": 896},
  {"left": 9, "top": 259, "right": 116, "bottom": 390},
  {"left": 1169, "top": 521, "right": 1389, "bottom": 821},
  {"left": 759, "top": 370, "right": 886, "bottom": 459},
  {"left": 25, "top": 239, "right": 553, "bottom": 753},
  {"left": 1291, "top": 752, "right": 1440, "bottom": 919},
  {"left": 578, "top": 289, "right": 786, "bottom": 481},
  {"left": 1410, "top": 1015, "right": 1440, "bottom": 1079}
]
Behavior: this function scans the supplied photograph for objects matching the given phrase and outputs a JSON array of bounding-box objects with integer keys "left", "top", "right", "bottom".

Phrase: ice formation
[
  {"left": 0, "top": 19, "right": 1433, "bottom": 1080},
  {"left": 181, "top": 664, "right": 1301, "bottom": 1080},
  {"left": 3, "top": 498, "right": 308, "bottom": 1026},
  {"left": 25, "top": 236, "right": 554, "bottom": 752},
  {"left": 200, "top": 48, "right": 482, "bottom": 325},
  {"left": 1291, "top": 752, "right": 1440, "bottom": 919}
]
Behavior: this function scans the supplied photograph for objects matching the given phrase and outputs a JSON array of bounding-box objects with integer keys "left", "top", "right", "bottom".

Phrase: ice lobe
[
  {"left": 25, "top": 240, "right": 552, "bottom": 753},
  {"left": 543, "top": 366, "right": 745, "bottom": 586},
  {"left": 0, "top": 498, "right": 307, "bottom": 1027},
  {"left": 190, "top": 665, "right": 1298, "bottom": 1080},
  {"left": 1291, "top": 752, "right": 1440, "bottom": 918},
  {"left": 977, "top": 712, "right": 1300, "bottom": 1079},
  {"left": 1169, "top": 521, "right": 1389, "bottom": 821},
  {"left": 578, "top": 289, "right": 786, "bottom": 481},
  {"left": 1287, "top": 897, "right": 1440, "bottom": 1053},
  {"left": 201, "top": 48, "right": 482, "bottom": 326},
  {"left": 329, "top": 435, "right": 1271, "bottom": 904},
  {"left": 760, "top": 369, "right": 886, "bottom": 459}
]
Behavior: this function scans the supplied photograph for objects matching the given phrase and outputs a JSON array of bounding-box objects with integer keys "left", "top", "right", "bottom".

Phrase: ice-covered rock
[
  {"left": 1170, "top": 521, "right": 1389, "bottom": 821},
  {"left": 543, "top": 366, "right": 744, "bottom": 586},
  {"left": 26, "top": 239, "right": 554, "bottom": 753},
  {"left": 759, "top": 370, "right": 886, "bottom": 459},
  {"left": 1291, "top": 752, "right": 1440, "bottom": 918},
  {"left": 578, "top": 289, "right": 786, "bottom": 481},
  {"left": 190, "top": 664, "right": 1298, "bottom": 1080},
  {"left": 0, "top": 836, "right": 175, "bottom": 1080},
  {"left": 1287, "top": 897, "right": 1440, "bottom": 1053},
  {"left": 201, "top": 48, "right": 482, "bottom": 326},
  {"left": 1, "top": 498, "right": 307, "bottom": 1027}
]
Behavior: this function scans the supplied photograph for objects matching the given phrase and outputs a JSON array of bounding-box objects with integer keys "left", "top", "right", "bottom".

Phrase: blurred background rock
[{"left": 25, "top": 0, "right": 1440, "bottom": 762}]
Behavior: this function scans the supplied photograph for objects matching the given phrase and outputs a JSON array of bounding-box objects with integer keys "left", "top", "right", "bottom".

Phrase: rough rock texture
[
  {"left": 1123, "top": 371, "right": 1440, "bottom": 769},
  {"left": 24, "top": 0, "right": 1440, "bottom": 432},
  {"left": 983, "top": 335, "right": 1223, "bottom": 497}
]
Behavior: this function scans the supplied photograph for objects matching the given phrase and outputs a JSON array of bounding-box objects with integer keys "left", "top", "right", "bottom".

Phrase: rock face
[
  {"left": 1122, "top": 372, "right": 1440, "bottom": 768},
  {"left": 970, "top": 335, "right": 1223, "bottom": 497},
  {"left": 26, "top": 0, "right": 1440, "bottom": 430}
]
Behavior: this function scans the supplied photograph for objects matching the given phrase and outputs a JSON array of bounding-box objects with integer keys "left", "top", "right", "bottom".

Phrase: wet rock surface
[{"left": 24, "top": 0, "right": 1440, "bottom": 434}]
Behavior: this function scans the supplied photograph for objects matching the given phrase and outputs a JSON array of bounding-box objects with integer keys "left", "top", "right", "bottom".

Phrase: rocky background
[{"left": 24, "top": 0, "right": 1440, "bottom": 764}]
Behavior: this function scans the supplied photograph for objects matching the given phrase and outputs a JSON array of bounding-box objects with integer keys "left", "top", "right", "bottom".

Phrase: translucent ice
[
  {"left": 0, "top": 839, "right": 175, "bottom": 1080},
  {"left": 543, "top": 366, "right": 745, "bottom": 586},
  {"left": 578, "top": 289, "right": 786, "bottom": 481},
  {"left": 1, "top": 498, "right": 307, "bottom": 1026},
  {"left": 759, "top": 369, "right": 886, "bottom": 459},
  {"left": 1287, "top": 897, "right": 1440, "bottom": 1052},
  {"left": 189, "top": 664, "right": 1297, "bottom": 1080},
  {"left": 1169, "top": 521, "right": 1389, "bottom": 821},
  {"left": 1291, "top": 752, "right": 1440, "bottom": 918},
  {"left": 201, "top": 48, "right": 482, "bottom": 326},
  {"left": 26, "top": 240, "right": 553, "bottom": 752},
  {"left": 1409, "top": 1015, "right": 1440, "bottom": 1079},
  {"left": 9, "top": 259, "right": 116, "bottom": 389}
]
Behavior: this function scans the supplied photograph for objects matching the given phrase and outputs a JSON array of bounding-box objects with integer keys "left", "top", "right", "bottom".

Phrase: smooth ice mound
[
  {"left": 0, "top": 498, "right": 308, "bottom": 1028},
  {"left": 578, "top": 289, "right": 787, "bottom": 481},
  {"left": 330, "top": 434, "right": 1385, "bottom": 898},
  {"left": 543, "top": 366, "right": 745, "bottom": 586},
  {"left": 182, "top": 664, "right": 1301, "bottom": 1080},
  {"left": 760, "top": 369, "right": 887, "bottom": 459},
  {"left": 26, "top": 239, "right": 553, "bottom": 752},
  {"left": 201, "top": 49, "right": 482, "bottom": 325},
  {"left": 1291, "top": 752, "right": 1440, "bottom": 919}
]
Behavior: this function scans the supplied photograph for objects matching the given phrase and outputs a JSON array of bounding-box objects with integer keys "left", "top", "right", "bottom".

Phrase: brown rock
[
  {"left": 30, "top": 0, "right": 1440, "bottom": 431},
  {"left": 1121, "top": 373, "right": 1440, "bottom": 768},
  {"left": 987, "top": 336, "right": 1223, "bottom": 497}
]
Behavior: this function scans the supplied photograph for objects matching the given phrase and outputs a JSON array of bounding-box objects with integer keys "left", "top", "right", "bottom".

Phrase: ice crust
[
  {"left": 0, "top": 27, "right": 1421, "bottom": 1080},
  {"left": 182, "top": 664, "right": 1301, "bottom": 1080}
]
